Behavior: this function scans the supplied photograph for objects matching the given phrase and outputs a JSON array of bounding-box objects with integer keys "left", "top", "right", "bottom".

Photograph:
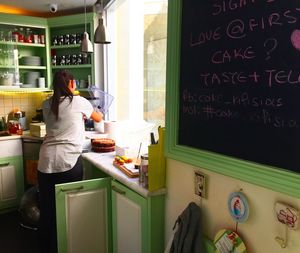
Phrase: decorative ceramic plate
[
  {"left": 214, "top": 229, "right": 247, "bottom": 253},
  {"left": 227, "top": 191, "right": 249, "bottom": 223}
]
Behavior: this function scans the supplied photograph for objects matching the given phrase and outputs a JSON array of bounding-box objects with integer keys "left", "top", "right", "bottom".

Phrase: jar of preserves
[{"left": 139, "top": 154, "right": 148, "bottom": 188}]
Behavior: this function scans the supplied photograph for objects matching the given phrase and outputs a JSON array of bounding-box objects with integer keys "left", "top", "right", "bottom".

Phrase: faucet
[{"left": 1, "top": 115, "right": 8, "bottom": 130}]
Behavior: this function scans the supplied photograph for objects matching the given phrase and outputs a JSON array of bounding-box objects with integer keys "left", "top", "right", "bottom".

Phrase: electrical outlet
[{"left": 194, "top": 170, "right": 207, "bottom": 198}]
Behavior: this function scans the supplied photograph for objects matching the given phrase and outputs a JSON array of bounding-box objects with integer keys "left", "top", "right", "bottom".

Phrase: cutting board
[{"left": 113, "top": 161, "right": 139, "bottom": 178}]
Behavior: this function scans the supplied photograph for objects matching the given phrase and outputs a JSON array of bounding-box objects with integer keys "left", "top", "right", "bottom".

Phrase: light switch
[{"left": 275, "top": 202, "right": 299, "bottom": 230}]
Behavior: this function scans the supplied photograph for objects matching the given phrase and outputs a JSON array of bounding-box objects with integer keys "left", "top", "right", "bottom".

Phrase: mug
[
  {"left": 80, "top": 79, "right": 87, "bottom": 89},
  {"left": 38, "top": 77, "right": 45, "bottom": 88}
]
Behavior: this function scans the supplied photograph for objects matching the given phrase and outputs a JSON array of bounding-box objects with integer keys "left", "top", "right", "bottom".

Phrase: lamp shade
[
  {"left": 80, "top": 32, "right": 94, "bottom": 53},
  {"left": 94, "top": 18, "right": 111, "bottom": 44}
]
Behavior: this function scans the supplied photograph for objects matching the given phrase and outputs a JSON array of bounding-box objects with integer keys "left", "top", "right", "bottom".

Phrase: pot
[{"left": 0, "top": 72, "right": 14, "bottom": 86}]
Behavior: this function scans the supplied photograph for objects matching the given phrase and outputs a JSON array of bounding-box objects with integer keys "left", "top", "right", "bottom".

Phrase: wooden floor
[{"left": 0, "top": 210, "right": 39, "bottom": 253}]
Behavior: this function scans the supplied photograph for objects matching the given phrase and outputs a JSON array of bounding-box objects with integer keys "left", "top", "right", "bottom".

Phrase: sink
[{"left": 0, "top": 131, "right": 11, "bottom": 137}]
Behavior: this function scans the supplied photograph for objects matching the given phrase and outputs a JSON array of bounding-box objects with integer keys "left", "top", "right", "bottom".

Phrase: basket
[{"left": 87, "top": 85, "right": 114, "bottom": 114}]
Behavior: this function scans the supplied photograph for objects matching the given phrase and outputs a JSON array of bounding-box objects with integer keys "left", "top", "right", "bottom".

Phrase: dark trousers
[{"left": 37, "top": 156, "right": 83, "bottom": 253}]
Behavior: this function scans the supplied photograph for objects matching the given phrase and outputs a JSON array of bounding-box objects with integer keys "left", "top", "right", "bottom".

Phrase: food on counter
[
  {"left": 91, "top": 138, "right": 115, "bottom": 153},
  {"left": 114, "top": 155, "right": 133, "bottom": 165}
]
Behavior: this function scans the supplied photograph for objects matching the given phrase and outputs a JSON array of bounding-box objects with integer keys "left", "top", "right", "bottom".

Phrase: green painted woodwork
[
  {"left": 0, "top": 155, "right": 24, "bottom": 213},
  {"left": 0, "top": 13, "right": 51, "bottom": 89},
  {"left": 55, "top": 178, "right": 112, "bottom": 253},
  {"left": 111, "top": 180, "right": 165, "bottom": 253},
  {"left": 0, "top": 12, "right": 96, "bottom": 91},
  {"left": 0, "top": 13, "right": 48, "bottom": 27},
  {"left": 165, "top": 0, "right": 300, "bottom": 198},
  {"left": 83, "top": 160, "right": 110, "bottom": 179},
  {"left": 47, "top": 13, "right": 96, "bottom": 86}
]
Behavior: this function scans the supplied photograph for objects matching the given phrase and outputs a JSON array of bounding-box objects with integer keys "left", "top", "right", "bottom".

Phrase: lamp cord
[{"left": 84, "top": 0, "right": 87, "bottom": 33}]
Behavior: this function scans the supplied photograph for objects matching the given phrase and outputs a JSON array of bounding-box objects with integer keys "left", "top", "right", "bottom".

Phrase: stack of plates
[
  {"left": 20, "top": 56, "right": 41, "bottom": 66},
  {"left": 23, "top": 71, "right": 41, "bottom": 87}
]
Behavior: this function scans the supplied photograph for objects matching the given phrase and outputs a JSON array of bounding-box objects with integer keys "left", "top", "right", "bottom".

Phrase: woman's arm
[{"left": 90, "top": 111, "right": 103, "bottom": 122}]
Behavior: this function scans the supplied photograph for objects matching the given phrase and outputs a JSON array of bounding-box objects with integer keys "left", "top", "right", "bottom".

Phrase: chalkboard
[{"left": 178, "top": 0, "right": 300, "bottom": 173}]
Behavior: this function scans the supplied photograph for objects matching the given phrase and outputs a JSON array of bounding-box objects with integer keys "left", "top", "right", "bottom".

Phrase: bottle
[
  {"left": 12, "top": 27, "right": 19, "bottom": 42},
  {"left": 25, "top": 28, "right": 32, "bottom": 43},
  {"left": 18, "top": 27, "right": 24, "bottom": 42},
  {"left": 139, "top": 154, "right": 149, "bottom": 188}
]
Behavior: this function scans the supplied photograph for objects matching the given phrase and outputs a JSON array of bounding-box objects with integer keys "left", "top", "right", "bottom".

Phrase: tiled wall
[{"left": 0, "top": 92, "right": 50, "bottom": 129}]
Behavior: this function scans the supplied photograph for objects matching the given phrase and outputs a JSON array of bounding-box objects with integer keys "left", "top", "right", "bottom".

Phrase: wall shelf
[
  {"left": 51, "top": 44, "right": 80, "bottom": 49},
  {"left": 52, "top": 64, "right": 92, "bottom": 69},
  {"left": 0, "top": 41, "right": 45, "bottom": 48},
  {"left": 0, "top": 87, "right": 51, "bottom": 93}
]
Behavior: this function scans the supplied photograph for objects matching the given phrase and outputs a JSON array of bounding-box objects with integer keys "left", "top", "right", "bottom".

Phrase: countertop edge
[{"left": 82, "top": 152, "right": 166, "bottom": 198}]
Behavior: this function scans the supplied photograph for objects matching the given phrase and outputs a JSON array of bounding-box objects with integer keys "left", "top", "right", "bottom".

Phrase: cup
[
  {"left": 80, "top": 79, "right": 87, "bottom": 89},
  {"left": 38, "top": 77, "right": 45, "bottom": 88},
  {"left": 33, "top": 34, "right": 39, "bottom": 44}
]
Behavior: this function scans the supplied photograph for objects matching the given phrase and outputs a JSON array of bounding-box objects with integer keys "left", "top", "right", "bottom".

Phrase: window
[{"left": 105, "top": 0, "right": 167, "bottom": 128}]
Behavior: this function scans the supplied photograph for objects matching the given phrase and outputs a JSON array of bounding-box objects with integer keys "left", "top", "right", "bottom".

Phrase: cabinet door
[
  {"left": 55, "top": 178, "right": 112, "bottom": 253},
  {"left": 111, "top": 180, "right": 148, "bottom": 253},
  {"left": 0, "top": 156, "right": 24, "bottom": 211}
]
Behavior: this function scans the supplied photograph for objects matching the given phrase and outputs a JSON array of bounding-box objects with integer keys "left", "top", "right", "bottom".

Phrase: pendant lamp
[
  {"left": 81, "top": 0, "right": 94, "bottom": 53},
  {"left": 94, "top": 0, "right": 111, "bottom": 44}
]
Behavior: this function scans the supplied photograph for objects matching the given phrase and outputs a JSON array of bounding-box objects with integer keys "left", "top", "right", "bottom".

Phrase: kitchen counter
[
  {"left": 82, "top": 152, "right": 166, "bottom": 198},
  {"left": 0, "top": 130, "right": 108, "bottom": 142}
]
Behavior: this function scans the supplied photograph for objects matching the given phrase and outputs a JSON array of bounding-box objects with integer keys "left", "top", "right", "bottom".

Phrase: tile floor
[{"left": 0, "top": 210, "right": 39, "bottom": 253}]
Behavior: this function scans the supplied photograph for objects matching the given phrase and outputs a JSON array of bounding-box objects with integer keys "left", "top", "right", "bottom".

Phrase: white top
[{"left": 38, "top": 95, "right": 94, "bottom": 173}]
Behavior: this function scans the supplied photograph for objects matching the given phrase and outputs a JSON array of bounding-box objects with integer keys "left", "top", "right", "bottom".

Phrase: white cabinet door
[
  {"left": 0, "top": 165, "right": 17, "bottom": 200},
  {"left": 66, "top": 189, "right": 107, "bottom": 253},
  {"left": 111, "top": 181, "right": 148, "bottom": 253},
  {"left": 115, "top": 193, "right": 142, "bottom": 253},
  {"left": 56, "top": 178, "right": 112, "bottom": 253}
]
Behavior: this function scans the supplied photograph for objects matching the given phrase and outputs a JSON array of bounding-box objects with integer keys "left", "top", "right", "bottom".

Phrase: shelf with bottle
[
  {"left": 0, "top": 41, "right": 45, "bottom": 47},
  {"left": 48, "top": 14, "right": 95, "bottom": 85}
]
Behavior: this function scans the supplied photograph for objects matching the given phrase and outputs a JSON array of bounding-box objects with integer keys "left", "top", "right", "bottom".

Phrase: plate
[
  {"left": 21, "top": 84, "right": 37, "bottom": 88},
  {"left": 227, "top": 191, "right": 249, "bottom": 223}
]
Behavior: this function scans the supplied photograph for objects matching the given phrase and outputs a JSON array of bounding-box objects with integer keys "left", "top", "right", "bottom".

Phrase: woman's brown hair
[{"left": 50, "top": 69, "right": 74, "bottom": 120}]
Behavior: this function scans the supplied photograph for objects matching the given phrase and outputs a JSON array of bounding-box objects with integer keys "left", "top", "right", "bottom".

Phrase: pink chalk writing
[{"left": 211, "top": 46, "right": 256, "bottom": 64}]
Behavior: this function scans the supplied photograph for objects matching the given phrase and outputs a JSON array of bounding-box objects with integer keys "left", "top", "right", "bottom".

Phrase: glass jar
[
  {"left": 139, "top": 154, "right": 148, "bottom": 188},
  {"left": 25, "top": 28, "right": 33, "bottom": 43},
  {"left": 18, "top": 27, "right": 24, "bottom": 42}
]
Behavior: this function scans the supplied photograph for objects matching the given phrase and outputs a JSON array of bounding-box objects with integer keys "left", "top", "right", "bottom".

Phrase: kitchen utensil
[
  {"left": 0, "top": 72, "right": 14, "bottom": 86},
  {"left": 87, "top": 85, "right": 114, "bottom": 114},
  {"left": 24, "top": 71, "right": 40, "bottom": 86},
  {"left": 20, "top": 56, "right": 41, "bottom": 66}
]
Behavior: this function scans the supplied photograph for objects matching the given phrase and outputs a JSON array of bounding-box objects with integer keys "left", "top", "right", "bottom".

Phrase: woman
[{"left": 37, "top": 70, "right": 103, "bottom": 253}]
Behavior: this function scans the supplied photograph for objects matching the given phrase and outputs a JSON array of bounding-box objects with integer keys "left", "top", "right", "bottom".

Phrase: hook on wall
[
  {"left": 275, "top": 224, "right": 287, "bottom": 248},
  {"left": 274, "top": 202, "right": 299, "bottom": 248}
]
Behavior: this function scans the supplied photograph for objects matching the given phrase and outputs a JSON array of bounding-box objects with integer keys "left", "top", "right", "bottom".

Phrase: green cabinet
[
  {"left": 0, "top": 155, "right": 24, "bottom": 213},
  {"left": 55, "top": 178, "right": 112, "bottom": 253},
  {"left": 56, "top": 161, "right": 165, "bottom": 253},
  {"left": 0, "top": 14, "right": 50, "bottom": 90},
  {"left": 48, "top": 13, "right": 96, "bottom": 90},
  {"left": 111, "top": 180, "right": 165, "bottom": 253}
]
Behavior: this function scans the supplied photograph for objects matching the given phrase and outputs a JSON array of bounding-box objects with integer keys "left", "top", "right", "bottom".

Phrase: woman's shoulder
[{"left": 73, "top": 95, "right": 89, "bottom": 103}]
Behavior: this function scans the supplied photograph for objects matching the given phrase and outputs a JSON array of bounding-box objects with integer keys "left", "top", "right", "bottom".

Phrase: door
[
  {"left": 55, "top": 178, "right": 112, "bottom": 253},
  {"left": 0, "top": 156, "right": 24, "bottom": 211},
  {"left": 111, "top": 180, "right": 148, "bottom": 253}
]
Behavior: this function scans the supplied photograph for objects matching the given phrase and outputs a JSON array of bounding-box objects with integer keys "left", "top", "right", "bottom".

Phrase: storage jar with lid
[{"left": 139, "top": 154, "right": 149, "bottom": 188}]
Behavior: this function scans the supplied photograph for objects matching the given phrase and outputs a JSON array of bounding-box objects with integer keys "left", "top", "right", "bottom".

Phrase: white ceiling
[{"left": 0, "top": 0, "right": 98, "bottom": 13}]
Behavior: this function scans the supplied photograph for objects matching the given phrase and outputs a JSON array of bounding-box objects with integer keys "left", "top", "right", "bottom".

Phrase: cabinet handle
[
  {"left": 60, "top": 186, "right": 84, "bottom": 192},
  {"left": 0, "top": 163, "right": 9, "bottom": 167},
  {"left": 112, "top": 185, "right": 126, "bottom": 195}
]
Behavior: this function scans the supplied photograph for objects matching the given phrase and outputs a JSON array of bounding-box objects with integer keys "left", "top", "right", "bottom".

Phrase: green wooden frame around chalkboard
[{"left": 165, "top": 0, "right": 300, "bottom": 198}]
